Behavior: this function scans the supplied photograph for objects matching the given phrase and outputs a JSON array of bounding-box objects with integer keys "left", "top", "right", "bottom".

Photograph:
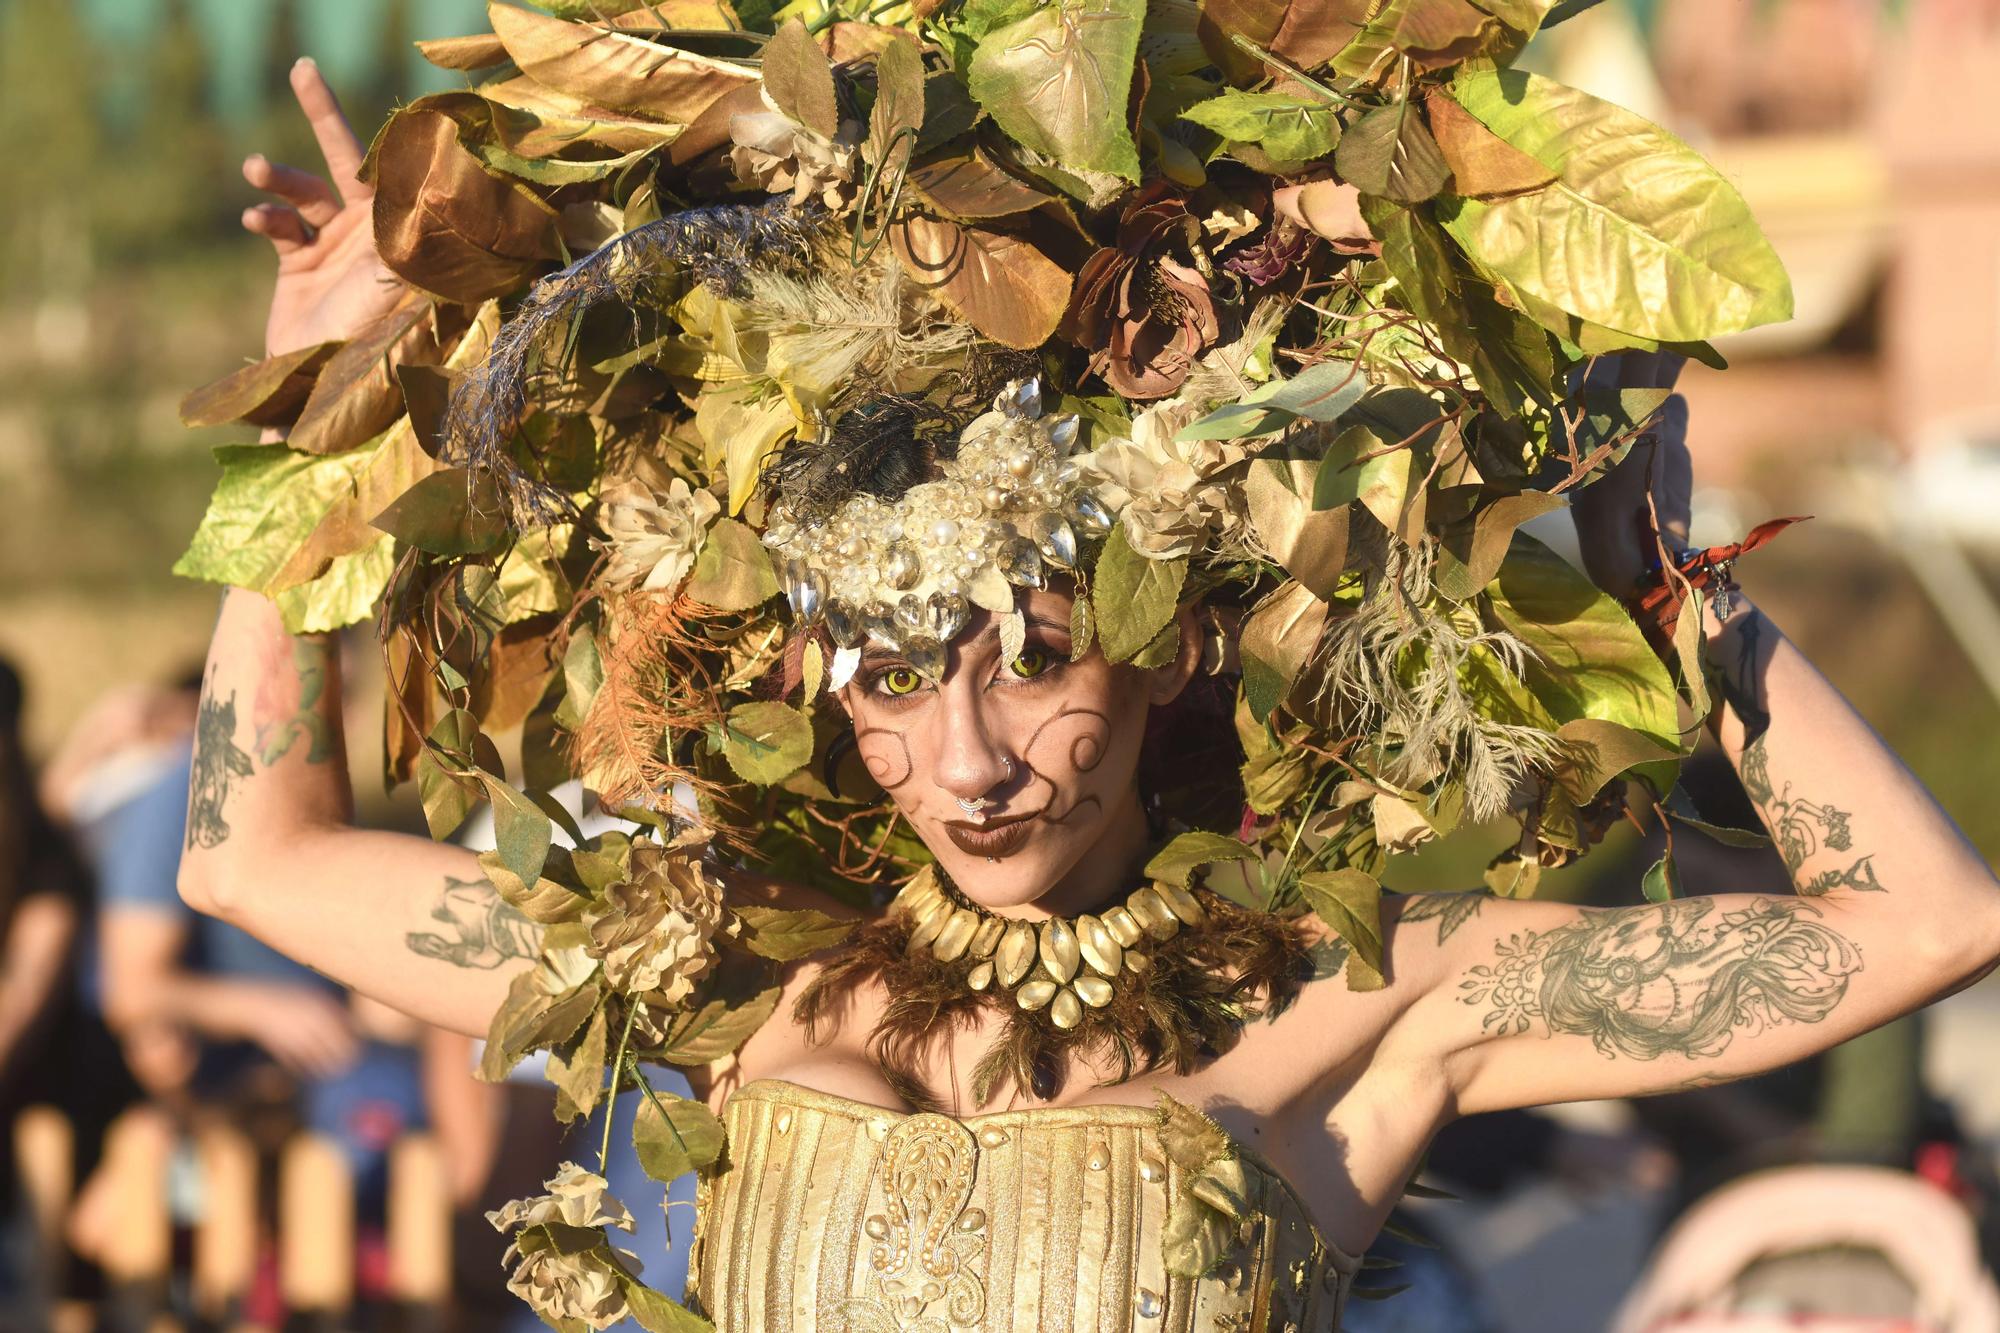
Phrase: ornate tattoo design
[
  {"left": 406, "top": 875, "right": 541, "bottom": 969},
  {"left": 1460, "top": 897, "right": 1862, "bottom": 1061},
  {"left": 1402, "top": 891, "right": 1489, "bottom": 945},
  {"left": 1739, "top": 735, "right": 1881, "bottom": 895},
  {"left": 187, "top": 687, "right": 254, "bottom": 850},
  {"left": 254, "top": 638, "right": 335, "bottom": 767}
]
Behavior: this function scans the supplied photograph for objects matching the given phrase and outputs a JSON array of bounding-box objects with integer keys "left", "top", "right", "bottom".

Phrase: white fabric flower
[
  {"left": 1078, "top": 399, "right": 1254, "bottom": 560},
  {"left": 595, "top": 477, "right": 721, "bottom": 593}
]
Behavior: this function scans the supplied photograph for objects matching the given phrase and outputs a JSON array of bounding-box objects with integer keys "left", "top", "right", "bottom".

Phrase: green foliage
[
  {"left": 965, "top": 0, "right": 1147, "bottom": 182},
  {"left": 1091, "top": 523, "right": 1188, "bottom": 663},
  {"left": 1180, "top": 89, "right": 1341, "bottom": 161}
]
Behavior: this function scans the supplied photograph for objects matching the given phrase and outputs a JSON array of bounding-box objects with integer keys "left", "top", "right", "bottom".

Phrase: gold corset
[{"left": 688, "top": 1079, "right": 1360, "bottom": 1331}]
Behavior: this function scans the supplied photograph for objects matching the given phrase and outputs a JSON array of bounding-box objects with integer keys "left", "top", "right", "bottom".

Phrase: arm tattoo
[
  {"left": 1403, "top": 891, "right": 1489, "bottom": 945},
  {"left": 255, "top": 639, "right": 335, "bottom": 766},
  {"left": 406, "top": 875, "right": 541, "bottom": 969},
  {"left": 1459, "top": 897, "right": 1862, "bottom": 1061},
  {"left": 187, "top": 688, "right": 255, "bottom": 850},
  {"left": 1716, "top": 610, "right": 1772, "bottom": 744},
  {"left": 1741, "top": 735, "right": 1881, "bottom": 895}
]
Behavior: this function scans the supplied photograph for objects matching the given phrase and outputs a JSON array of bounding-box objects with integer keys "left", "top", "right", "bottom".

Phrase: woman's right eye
[{"left": 873, "top": 667, "right": 925, "bottom": 697}]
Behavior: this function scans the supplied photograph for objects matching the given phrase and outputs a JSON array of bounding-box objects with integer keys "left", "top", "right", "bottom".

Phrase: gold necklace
[{"left": 892, "top": 864, "right": 1211, "bottom": 1031}]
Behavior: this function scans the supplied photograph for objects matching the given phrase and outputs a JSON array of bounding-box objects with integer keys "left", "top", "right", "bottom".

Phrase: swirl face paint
[{"left": 841, "top": 587, "right": 1192, "bottom": 915}]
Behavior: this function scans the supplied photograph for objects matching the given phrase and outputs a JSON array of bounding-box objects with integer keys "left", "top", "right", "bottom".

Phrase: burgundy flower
[
  {"left": 1062, "top": 183, "right": 1221, "bottom": 401},
  {"left": 1224, "top": 220, "right": 1317, "bottom": 287}
]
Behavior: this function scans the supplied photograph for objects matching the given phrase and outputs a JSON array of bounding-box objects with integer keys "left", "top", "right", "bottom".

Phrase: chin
[{"left": 924, "top": 815, "right": 1093, "bottom": 911}]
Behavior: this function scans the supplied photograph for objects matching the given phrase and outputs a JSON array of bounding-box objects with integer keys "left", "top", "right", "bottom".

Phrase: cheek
[{"left": 847, "top": 702, "right": 917, "bottom": 791}]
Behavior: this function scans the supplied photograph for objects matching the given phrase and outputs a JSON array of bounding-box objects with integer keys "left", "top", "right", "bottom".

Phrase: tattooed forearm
[
  {"left": 1803, "top": 856, "right": 1886, "bottom": 897},
  {"left": 406, "top": 875, "right": 541, "bottom": 969},
  {"left": 187, "top": 686, "right": 255, "bottom": 850},
  {"left": 1459, "top": 897, "right": 1862, "bottom": 1061},
  {"left": 255, "top": 639, "right": 335, "bottom": 766},
  {"left": 1403, "top": 891, "right": 1489, "bottom": 945},
  {"left": 1716, "top": 610, "right": 1773, "bottom": 743}
]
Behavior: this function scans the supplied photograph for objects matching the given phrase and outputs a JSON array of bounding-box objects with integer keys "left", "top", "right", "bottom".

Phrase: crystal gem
[
  {"left": 1028, "top": 513, "right": 1078, "bottom": 568},
  {"left": 924, "top": 590, "right": 970, "bottom": 641},
  {"left": 996, "top": 537, "right": 1044, "bottom": 587},
  {"left": 894, "top": 594, "right": 925, "bottom": 634},
  {"left": 1049, "top": 987, "right": 1083, "bottom": 1030},
  {"left": 1136, "top": 1288, "right": 1162, "bottom": 1318},
  {"left": 783, "top": 559, "right": 824, "bottom": 620},
  {"left": 824, "top": 600, "right": 863, "bottom": 649},
  {"left": 1000, "top": 378, "right": 1042, "bottom": 419},
  {"left": 903, "top": 634, "right": 946, "bottom": 681},
  {"left": 883, "top": 544, "right": 921, "bottom": 590},
  {"left": 1066, "top": 491, "right": 1113, "bottom": 536},
  {"left": 1047, "top": 414, "right": 1080, "bottom": 450}
]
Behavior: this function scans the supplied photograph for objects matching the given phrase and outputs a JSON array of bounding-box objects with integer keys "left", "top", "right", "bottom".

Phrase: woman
[{"left": 177, "top": 48, "right": 2000, "bottom": 1331}]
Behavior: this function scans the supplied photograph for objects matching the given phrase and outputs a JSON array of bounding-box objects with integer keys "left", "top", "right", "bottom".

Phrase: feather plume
[
  {"left": 568, "top": 591, "right": 730, "bottom": 818},
  {"left": 740, "top": 258, "right": 978, "bottom": 411}
]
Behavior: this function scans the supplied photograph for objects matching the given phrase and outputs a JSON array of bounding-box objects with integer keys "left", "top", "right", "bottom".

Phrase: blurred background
[{"left": 1, "top": 0, "right": 1998, "bottom": 1330}]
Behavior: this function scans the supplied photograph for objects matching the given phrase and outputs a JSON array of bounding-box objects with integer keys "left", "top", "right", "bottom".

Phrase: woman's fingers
[
  {"left": 289, "top": 57, "right": 369, "bottom": 205},
  {"left": 242, "top": 202, "right": 314, "bottom": 256},
  {"left": 242, "top": 153, "right": 342, "bottom": 228}
]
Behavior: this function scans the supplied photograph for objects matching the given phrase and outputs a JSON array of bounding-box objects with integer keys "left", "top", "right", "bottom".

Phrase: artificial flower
[
  {"left": 582, "top": 841, "right": 727, "bottom": 1004},
  {"left": 500, "top": 1245, "right": 630, "bottom": 1330},
  {"left": 726, "top": 93, "right": 862, "bottom": 212},
  {"left": 595, "top": 477, "right": 721, "bottom": 594},
  {"left": 1078, "top": 399, "right": 1254, "bottom": 560},
  {"left": 1064, "top": 184, "right": 1222, "bottom": 400},
  {"left": 485, "top": 1161, "right": 636, "bottom": 1233}
]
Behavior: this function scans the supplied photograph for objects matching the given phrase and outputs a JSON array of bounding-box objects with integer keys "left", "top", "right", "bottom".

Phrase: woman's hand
[
  {"left": 1567, "top": 351, "right": 1693, "bottom": 602},
  {"left": 242, "top": 58, "right": 405, "bottom": 357}
]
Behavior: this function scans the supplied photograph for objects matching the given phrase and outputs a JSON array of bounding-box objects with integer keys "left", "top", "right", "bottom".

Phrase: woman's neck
[{"left": 996, "top": 791, "right": 1152, "bottom": 921}]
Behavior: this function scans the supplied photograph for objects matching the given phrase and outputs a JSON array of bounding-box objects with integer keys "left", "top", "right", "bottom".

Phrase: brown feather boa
[{"left": 793, "top": 885, "right": 1314, "bottom": 1111}]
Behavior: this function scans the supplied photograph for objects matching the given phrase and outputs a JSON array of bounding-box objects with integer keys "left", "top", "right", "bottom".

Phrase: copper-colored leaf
[
  {"left": 760, "top": 19, "right": 840, "bottom": 139},
  {"left": 1272, "top": 177, "right": 1371, "bottom": 247},
  {"left": 477, "top": 75, "right": 690, "bottom": 156},
  {"left": 891, "top": 216, "right": 1071, "bottom": 350},
  {"left": 487, "top": 1, "right": 756, "bottom": 124},
  {"left": 1196, "top": 0, "right": 1285, "bottom": 82},
  {"left": 828, "top": 21, "right": 905, "bottom": 62},
  {"left": 288, "top": 295, "right": 436, "bottom": 455},
  {"left": 367, "top": 105, "right": 558, "bottom": 304},
  {"left": 906, "top": 150, "right": 1053, "bottom": 219},
  {"left": 417, "top": 32, "right": 509, "bottom": 71},
  {"left": 866, "top": 33, "right": 924, "bottom": 170},
  {"left": 471, "top": 615, "right": 563, "bottom": 733},
  {"left": 1423, "top": 88, "right": 1554, "bottom": 198},
  {"left": 180, "top": 342, "right": 341, "bottom": 429},
  {"left": 1270, "top": 0, "right": 1372, "bottom": 66}
]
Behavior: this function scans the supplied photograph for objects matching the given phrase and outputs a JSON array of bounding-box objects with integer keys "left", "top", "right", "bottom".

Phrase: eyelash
[{"left": 862, "top": 644, "right": 1064, "bottom": 703}]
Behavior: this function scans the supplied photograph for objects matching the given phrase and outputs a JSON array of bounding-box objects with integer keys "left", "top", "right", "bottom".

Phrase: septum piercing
[{"left": 953, "top": 758, "right": 1016, "bottom": 822}]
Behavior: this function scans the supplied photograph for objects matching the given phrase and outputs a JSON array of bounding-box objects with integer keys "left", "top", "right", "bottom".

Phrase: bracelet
[{"left": 1625, "top": 515, "right": 1810, "bottom": 644}]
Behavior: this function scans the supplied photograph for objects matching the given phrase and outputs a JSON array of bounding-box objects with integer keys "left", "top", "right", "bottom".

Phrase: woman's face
[{"left": 837, "top": 586, "right": 1199, "bottom": 914}]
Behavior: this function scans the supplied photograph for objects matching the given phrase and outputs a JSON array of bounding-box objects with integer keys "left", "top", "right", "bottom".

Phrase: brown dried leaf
[
  {"left": 288, "top": 295, "right": 435, "bottom": 455},
  {"left": 906, "top": 149, "right": 1053, "bottom": 219},
  {"left": 1271, "top": 177, "right": 1371, "bottom": 248},
  {"left": 417, "top": 33, "right": 509, "bottom": 70},
  {"left": 471, "top": 615, "right": 563, "bottom": 734},
  {"left": 666, "top": 81, "right": 767, "bottom": 169},
  {"left": 180, "top": 342, "right": 341, "bottom": 429},
  {"left": 476, "top": 75, "right": 690, "bottom": 156},
  {"left": 866, "top": 33, "right": 924, "bottom": 170},
  {"left": 1270, "top": 0, "right": 1373, "bottom": 67},
  {"left": 890, "top": 216, "right": 1070, "bottom": 350},
  {"left": 367, "top": 105, "right": 558, "bottom": 303},
  {"left": 760, "top": 19, "right": 840, "bottom": 139},
  {"left": 1423, "top": 88, "right": 1555, "bottom": 198},
  {"left": 487, "top": 1, "right": 756, "bottom": 124}
]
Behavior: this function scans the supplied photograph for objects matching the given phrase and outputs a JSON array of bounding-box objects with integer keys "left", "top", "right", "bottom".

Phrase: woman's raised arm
[{"left": 177, "top": 61, "right": 538, "bottom": 1038}]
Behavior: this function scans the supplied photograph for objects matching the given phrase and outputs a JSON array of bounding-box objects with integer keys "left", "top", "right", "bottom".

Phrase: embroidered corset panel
[{"left": 687, "top": 1079, "right": 1360, "bottom": 1332}]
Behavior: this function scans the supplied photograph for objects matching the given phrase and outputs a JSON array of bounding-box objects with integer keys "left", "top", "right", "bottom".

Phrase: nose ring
[{"left": 953, "top": 758, "right": 1016, "bottom": 818}]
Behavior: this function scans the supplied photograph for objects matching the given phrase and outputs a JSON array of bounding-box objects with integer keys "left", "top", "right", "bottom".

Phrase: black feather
[{"left": 762, "top": 395, "right": 954, "bottom": 526}]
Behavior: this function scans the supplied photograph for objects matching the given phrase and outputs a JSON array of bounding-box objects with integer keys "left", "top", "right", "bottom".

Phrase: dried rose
[
  {"left": 501, "top": 1245, "right": 629, "bottom": 1330},
  {"left": 595, "top": 477, "right": 721, "bottom": 594},
  {"left": 582, "top": 842, "right": 726, "bottom": 1005},
  {"left": 1063, "top": 184, "right": 1222, "bottom": 401},
  {"left": 726, "top": 93, "right": 863, "bottom": 211},
  {"left": 485, "top": 1161, "right": 636, "bottom": 1234}
]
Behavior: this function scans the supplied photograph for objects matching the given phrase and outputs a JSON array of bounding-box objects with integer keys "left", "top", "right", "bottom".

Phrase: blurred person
[
  {"left": 47, "top": 664, "right": 425, "bottom": 1311},
  {"left": 0, "top": 657, "right": 140, "bottom": 1321}
]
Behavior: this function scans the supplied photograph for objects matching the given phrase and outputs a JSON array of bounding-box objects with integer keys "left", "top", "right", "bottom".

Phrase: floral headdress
[{"left": 180, "top": 0, "right": 1789, "bottom": 1320}]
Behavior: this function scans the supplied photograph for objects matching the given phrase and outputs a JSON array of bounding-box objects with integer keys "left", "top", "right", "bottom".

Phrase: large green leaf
[
  {"left": 965, "top": 0, "right": 1146, "bottom": 182},
  {"left": 1180, "top": 90, "right": 1340, "bottom": 162},
  {"left": 1091, "top": 523, "right": 1188, "bottom": 663},
  {"left": 176, "top": 439, "right": 399, "bottom": 597},
  {"left": 1485, "top": 533, "right": 1679, "bottom": 749},
  {"left": 719, "top": 701, "right": 815, "bottom": 785},
  {"left": 1438, "top": 68, "right": 1792, "bottom": 343},
  {"left": 1335, "top": 101, "right": 1450, "bottom": 203},
  {"left": 1176, "top": 359, "right": 1369, "bottom": 441},
  {"left": 633, "top": 1093, "right": 726, "bottom": 1182}
]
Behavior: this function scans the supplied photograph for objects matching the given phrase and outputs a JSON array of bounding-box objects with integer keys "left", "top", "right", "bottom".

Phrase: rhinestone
[
  {"left": 894, "top": 593, "right": 925, "bottom": 633},
  {"left": 1139, "top": 1157, "right": 1163, "bottom": 1182},
  {"left": 863, "top": 601, "right": 897, "bottom": 645},
  {"left": 1086, "top": 1144, "right": 1109, "bottom": 1171},
  {"left": 1077, "top": 915, "right": 1123, "bottom": 976},
  {"left": 1136, "top": 1288, "right": 1163, "bottom": 1318},
  {"left": 924, "top": 590, "right": 970, "bottom": 640},
  {"left": 1039, "top": 918, "right": 1081, "bottom": 983},
  {"left": 1126, "top": 887, "right": 1181, "bottom": 941},
  {"left": 904, "top": 634, "right": 946, "bottom": 681},
  {"left": 1124, "top": 950, "right": 1151, "bottom": 975},
  {"left": 1047, "top": 414, "right": 1080, "bottom": 450},
  {"left": 996, "top": 537, "right": 1044, "bottom": 587},
  {"left": 864, "top": 1214, "right": 889, "bottom": 1239},
  {"left": 995, "top": 921, "right": 1037, "bottom": 986},
  {"left": 783, "top": 559, "right": 824, "bottom": 620},
  {"left": 883, "top": 545, "right": 921, "bottom": 590},
  {"left": 999, "top": 378, "right": 1041, "bottom": 418},
  {"left": 979, "top": 1127, "right": 1009, "bottom": 1147},
  {"left": 966, "top": 960, "right": 995, "bottom": 991},
  {"left": 958, "top": 1208, "right": 986, "bottom": 1231},
  {"left": 1072, "top": 974, "right": 1114, "bottom": 1007},
  {"left": 969, "top": 916, "right": 1005, "bottom": 958},
  {"left": 1028, "top": 513, "right": 1077, "bottom": 567},
  {"left": 932, "top": 907, "right": 978, "bottom": 962},
  {"left": 1016, "top": 979, "right": 1058, "bottom": 1010},
  {"left": 1049, "top": 987, "right": 1083, "bottom": 1029},
  {"left": 906, "top": 902, "right": 948, "bottom": 953},
  {"left": 775, "top": 1110, "right": 793, "bottom": 1133},
  {"left": 1066, "top": 491, "right": 1113, "bottom": 536},
  {"left": 1102, "top": 907, "right": 1143, "bottom": 948},
  {"left": 1153, "top": 879, "right": 1207, "bottom": 927},
  {"left": 824, "top": 600, "right": 863, "bottom": 649}
]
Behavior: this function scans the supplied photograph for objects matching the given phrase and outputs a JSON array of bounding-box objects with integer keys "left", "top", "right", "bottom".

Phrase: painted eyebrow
[{"left": 854, "top": 612, "right": 1072, "bottom": 666}]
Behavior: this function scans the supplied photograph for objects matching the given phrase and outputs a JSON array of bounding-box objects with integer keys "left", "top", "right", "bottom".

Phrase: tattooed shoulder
[
  {"left": 1458, "top": 897, "right": 1863, "bottom": 1062},
  {"left": 1401, "top": 891, "right": 1490, "bottom": 945}
]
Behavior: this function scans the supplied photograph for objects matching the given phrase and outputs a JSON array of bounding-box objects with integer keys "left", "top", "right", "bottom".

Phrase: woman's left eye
[
  {"left": 1007, "top": 647, "right": 1052, "bottom": 681},
  {"left": 875, "top": 667, "right": 925, "bottom": 697}
]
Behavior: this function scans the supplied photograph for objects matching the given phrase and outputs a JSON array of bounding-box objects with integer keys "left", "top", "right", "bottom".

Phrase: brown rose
[{"left": 1063, "top": 183, "right": 1222, "bottom": 401}]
